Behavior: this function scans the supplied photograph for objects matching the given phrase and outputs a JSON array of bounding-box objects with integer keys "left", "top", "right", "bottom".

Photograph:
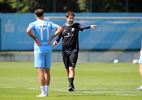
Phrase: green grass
[{"left": 0, "top": 61, "right": 142, "bottom": 100}]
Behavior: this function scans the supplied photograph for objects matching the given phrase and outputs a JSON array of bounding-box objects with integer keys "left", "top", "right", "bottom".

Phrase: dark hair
[
  {"left": 35, "top": 9, "right": 44, "bottom": 17},
  {"left": 66, "top": 11, "right": 75, "bottom": 18}
]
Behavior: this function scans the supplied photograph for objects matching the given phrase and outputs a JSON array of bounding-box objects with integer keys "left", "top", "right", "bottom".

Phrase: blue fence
[{"left": 0, "top": 13, "right": 142, "bottom": 50}]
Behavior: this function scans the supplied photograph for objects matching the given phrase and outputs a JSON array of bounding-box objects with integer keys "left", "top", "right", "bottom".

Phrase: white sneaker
[
  {"left": 137, "top": 86, "right": 142, "bottom": 90},
  {"left": 36, "top": 93, "right": 48, "bottom": 97}
]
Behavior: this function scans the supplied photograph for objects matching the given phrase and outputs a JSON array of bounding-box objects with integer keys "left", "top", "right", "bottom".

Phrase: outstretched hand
[{"left": 90, "top": 25, "right": 97, "bottom": 29}]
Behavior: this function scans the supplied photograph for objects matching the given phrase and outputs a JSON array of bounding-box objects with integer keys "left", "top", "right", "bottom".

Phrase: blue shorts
[
  {"left": 34, "top": 53, "right": 51, "bottom": 69},
  {"left": 139, "top": 52, "right": 142, "bottom": 64}
]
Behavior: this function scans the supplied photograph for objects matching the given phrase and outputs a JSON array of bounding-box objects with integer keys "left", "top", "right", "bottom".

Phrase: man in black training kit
[{"left": 53, "top": 11, "right": 97, "bottom": 91}]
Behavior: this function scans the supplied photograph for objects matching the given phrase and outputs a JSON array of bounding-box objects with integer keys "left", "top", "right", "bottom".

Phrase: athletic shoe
[
  {"left": 68, "top": 87, "right": 74, "bottom": 91},
  {"left": 137, "top": 86, "right": 142, "bottom": 90},
  {"left": 36, "top": 93, "right": 48, "bottom": 97}
]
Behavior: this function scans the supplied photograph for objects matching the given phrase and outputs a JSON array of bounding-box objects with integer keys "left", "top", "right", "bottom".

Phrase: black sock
[{"left": 68, "top": 78, "right": 74, "bottom": 88}]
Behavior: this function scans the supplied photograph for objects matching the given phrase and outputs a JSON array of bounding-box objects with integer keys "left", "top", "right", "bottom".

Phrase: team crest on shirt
[
  {"left": 64, "top": 32, "right": 73, "bottom": 38},
  {"left": 71, "top": 28, "right": 75, "bottom": 31}
]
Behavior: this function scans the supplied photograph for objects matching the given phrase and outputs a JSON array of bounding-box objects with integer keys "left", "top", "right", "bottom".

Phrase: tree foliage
[
  {"left": 0, "top": 0, "right": 16, "bottom": 13},
  {"left": 91, "top": 0, "right": 126, "bottom": 12},
  {"left": 0, "top": 0, "right": 142, "bottom": 13},
  {"left": 77, "top": 0, "right": 90, "bottom": 12}
]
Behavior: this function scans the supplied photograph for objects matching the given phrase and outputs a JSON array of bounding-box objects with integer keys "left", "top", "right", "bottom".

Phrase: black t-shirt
[{"left": 56, "top": 23, "right": 83, "bottom": 51}]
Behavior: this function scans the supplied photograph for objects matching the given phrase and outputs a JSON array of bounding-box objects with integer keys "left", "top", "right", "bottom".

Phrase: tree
[
  {"left": 129, "top": 0, "right": 142, "bottom": 12},
  {"left": 56, "top": 0, "right": 80, "bottom": 12},
  {"left": 77, "top": 0, "right": 90, "bottom": 12},
  {"left": 0, "top": 0, "right": 16, "bottom": 13},
  {"left": 27, "top": 0, "right": 53, "bottom": 12},
  {"left": 77, "top": 0, "right": 126, "bottom": 12},
  {"left": 0, "top": 0, "right": 30, "bottom": 13},
  {"left": 0, "top": 0, "right": 142, "bottom": 13},
  {"left": 94, "top": 0, "right": 126, "bottom": 12}
]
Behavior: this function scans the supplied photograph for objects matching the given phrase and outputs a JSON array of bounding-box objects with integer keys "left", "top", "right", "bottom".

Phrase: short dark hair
[
  {"left": 66, "top": 11, "right": 75, "bottom": 18},
  {"left": 35, "top": 9, "right": 44, "bottom": 17}
]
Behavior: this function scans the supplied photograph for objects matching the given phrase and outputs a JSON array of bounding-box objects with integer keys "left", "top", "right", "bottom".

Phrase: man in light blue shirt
[{"left": 26, "top": 9, "right": 63, "bottom": 97}]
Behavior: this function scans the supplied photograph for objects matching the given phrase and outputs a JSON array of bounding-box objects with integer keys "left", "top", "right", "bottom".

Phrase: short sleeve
[
  {"left": 28, "top": 23, "right": 35, "bottom": 30},
  {"left": 50, "top": 22, "right": 59, "bottom": 30}
]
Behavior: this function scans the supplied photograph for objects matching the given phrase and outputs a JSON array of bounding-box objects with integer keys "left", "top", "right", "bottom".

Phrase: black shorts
[{"left": 62, "top": 52, "right": 78, "bottom": 69}]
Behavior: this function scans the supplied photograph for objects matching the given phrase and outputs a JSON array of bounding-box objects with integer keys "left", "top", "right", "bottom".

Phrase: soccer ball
[
  {"left": 113, "top": 59, "right": 118, "bottom": 64},
  {"left": 132, "top": 59, "right": 139, "bottom": 64}
]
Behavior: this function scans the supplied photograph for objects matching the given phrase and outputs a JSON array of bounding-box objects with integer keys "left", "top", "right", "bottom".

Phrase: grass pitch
[{"left": 0, "top": 61, "right": 142, "bottom": 100}]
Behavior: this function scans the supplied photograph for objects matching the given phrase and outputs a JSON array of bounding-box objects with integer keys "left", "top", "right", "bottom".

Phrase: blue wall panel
[
  {"left": 1, "top": 13, "right": 35, "bottom": 50},
  {"left": 1, "top": 13, "right": 142, "bottom": 50}
]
